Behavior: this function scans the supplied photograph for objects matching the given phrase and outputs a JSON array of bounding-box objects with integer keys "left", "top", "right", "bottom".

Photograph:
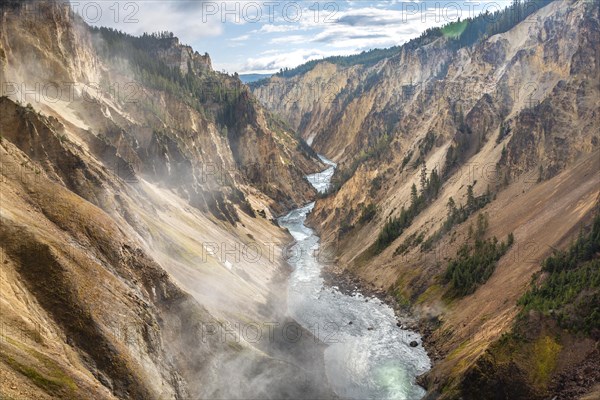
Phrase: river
[{"left": 278, "top": 155, "right": 431, "bottom": 400}]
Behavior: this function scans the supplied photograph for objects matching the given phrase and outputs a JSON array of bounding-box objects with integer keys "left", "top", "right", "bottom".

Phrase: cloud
[
  {"left": 221, "top": 2, "right": 464, "bottom": 73},
  {"left": 74, "top": 0, "right": 224, "bottom": 44},
  {"left": 75, "top": 0, "right": 517, "bottom": 74},
  {"left": 231, "top": 34, "right": 251, "bottom": 42},
  {"left": 269, "top": 35, "right": 309, "bottom": 45},
  {"left": 240, "top": 48, "right": 356, "bottom": 74},
  {"left": 336, "top": 12, "right": 404, "bottom": 27},
  {"left": 258, "top": 24, "right": 301, "bottom": 34},
  {"left": 312, "top": 31, "right": 391, "bottom": 44}
]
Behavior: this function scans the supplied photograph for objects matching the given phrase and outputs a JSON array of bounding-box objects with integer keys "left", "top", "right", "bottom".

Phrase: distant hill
[{"left": 239, "top": 73, "right": 273, "bottom": 83}]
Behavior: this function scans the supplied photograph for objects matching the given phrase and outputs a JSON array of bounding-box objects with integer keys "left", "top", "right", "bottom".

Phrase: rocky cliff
[
  {"left": 0, "top": 1, "right": 332, "bottom": 399},
  {"left": 253, "top": 0, "right": 600, "bottom": 398}
]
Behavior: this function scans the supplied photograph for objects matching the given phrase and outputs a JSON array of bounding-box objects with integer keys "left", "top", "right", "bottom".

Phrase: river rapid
[{"left": 278, "top": 155, "right": 431, "bottom": 400}]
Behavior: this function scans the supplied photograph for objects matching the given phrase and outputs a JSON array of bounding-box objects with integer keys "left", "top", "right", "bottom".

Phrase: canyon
[
  {"left": 252, "top": 0, "right": 600, "bottom": 398},
  {"left": 0, "top": 0, "right": 599, "bottom": 399}
]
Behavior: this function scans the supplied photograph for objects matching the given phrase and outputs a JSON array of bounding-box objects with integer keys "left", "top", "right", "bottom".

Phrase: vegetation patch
[
  {"left": 370, "top": 175, "right": 384, "bottom": 196},
  {"left": 421, "top": 184, "right": 492, "bottom": 251},
  {"left": 443, "top": 111, "right": 472, "bottom": 178},
  {"left": 358, "top": 203, "right": 377, "bottom": 224},
  {"left": 392, "top": 271, "right": 422, "bottom": 308},
  {"left": 227, "top": 341, "right": 244, "bottom": 352},
  {"left": 530, "top": 335, "right": 562, "bottom": 386},
  {"left": 442, "top": 20, "right": 468, "bottom": 39},
  {"left": 393, "top": 288, "right": 411, "bottom": 309},
  {"left": 372, "top": 164, "right": 442, "bottom": 254},
  {"left": 518, "top": 210, "right": 600, "bottom": 334},
  {"left": 414, "top": 131, "right": 436, "bottom": 166},
  {"left": 401, "top": 150, "right": 414, "bottom": 170},
  {"left": 443, "top": 214, "right": 514, "bottom": 297},
  {"left": 496, "top": 121, "right": 512, "bottom": 144},
  {"left": 457, "top": 207, "right": 600, "bottom": 399},
  {"left": 415, "top": 284, "right": 444, "bottom": 305},
  {"left": 394, "top": 231, "right": 425, "bottom": 256},
  {"left": 0, "top": 347, "right": 76, "bottom": 396}
]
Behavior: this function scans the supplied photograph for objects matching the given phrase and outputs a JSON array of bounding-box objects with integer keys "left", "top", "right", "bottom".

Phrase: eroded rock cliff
[
  {"left": 0, "top": 1, "right": 332, "bottom": 399},
  {"left": 253, "top": 0, "right": 600, "bottom": 398}
]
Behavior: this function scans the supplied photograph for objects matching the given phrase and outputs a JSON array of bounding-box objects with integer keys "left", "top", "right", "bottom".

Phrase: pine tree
[
  {"left": 467, "top": 184, "right": 475, "bottom": 210},
  {"left": 420, "top": 163, "right": 428, "bottom": 195},
  {"left": 447, "top": 197, "right": 457, "bottom": 219},
  {"left": 429, "top": 168, "right": 441, "bottom": 199}
]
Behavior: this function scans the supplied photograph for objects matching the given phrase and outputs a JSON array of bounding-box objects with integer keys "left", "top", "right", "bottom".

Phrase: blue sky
[{"left": 73, "top": 1, "right": 514, "bottom": 74}]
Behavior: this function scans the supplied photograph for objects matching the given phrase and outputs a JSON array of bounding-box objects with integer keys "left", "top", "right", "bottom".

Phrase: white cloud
[
  {"left": 269, "top": 35, "right": 309, "bottom": 45},
  {"left": 73, "top": 0, "right": 224, "bottom": 44},
  {"left": 240, "top": 48, "right": 357, "bottom": 74},
  {"left": 258, "top": 24, "right": 301, "bottom": 34},
  {"left": 74, "top": 0, "right": 518, "bottom": 73},
  {"left": 231, "top": 34, "right": 250, "bottom": 42}
]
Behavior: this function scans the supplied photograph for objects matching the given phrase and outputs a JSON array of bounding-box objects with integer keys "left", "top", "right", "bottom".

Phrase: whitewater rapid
[{"left": 278, "top": 155, "right": 431, "bottom": 400}]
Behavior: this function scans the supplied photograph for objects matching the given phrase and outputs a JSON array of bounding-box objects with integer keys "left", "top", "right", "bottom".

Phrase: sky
[{"left": 71, "top": 1, "right": 514, "bottom": 74}]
